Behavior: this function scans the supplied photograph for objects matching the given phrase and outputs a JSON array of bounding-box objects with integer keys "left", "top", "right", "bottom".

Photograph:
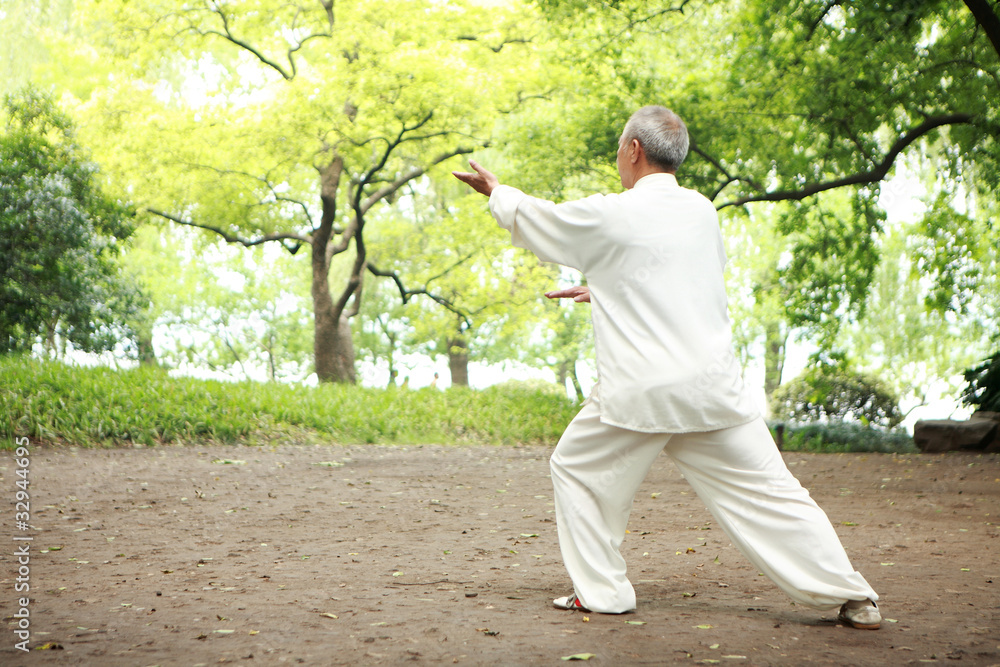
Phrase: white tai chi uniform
[{"left": 489, "top": 173, "right": 878, "bottom": 614}]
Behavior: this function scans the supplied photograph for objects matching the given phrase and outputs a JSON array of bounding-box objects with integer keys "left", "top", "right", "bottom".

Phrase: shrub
[
  {"left": 769, "top": 421, "right": 916, "bottom": 454},
  {"left": 771, "top": 358, "right": 902, "bottom": 428}
]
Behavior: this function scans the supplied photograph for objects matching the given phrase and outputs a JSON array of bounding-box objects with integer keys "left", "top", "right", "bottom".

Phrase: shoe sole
[{"left": 838, "top": 613, "right": 880, "bottom": 630}]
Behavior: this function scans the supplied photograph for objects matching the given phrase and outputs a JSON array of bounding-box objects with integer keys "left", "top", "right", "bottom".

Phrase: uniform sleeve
[{"left": 489, "top": 185, "right": 607, "bottom": 270}]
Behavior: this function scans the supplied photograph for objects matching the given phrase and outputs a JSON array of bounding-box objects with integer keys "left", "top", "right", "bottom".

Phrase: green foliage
[
  {"left": 962, "top": 351, "right": 1000, "bottom": 412},
  {"left": 771, "top": 356, "right": 902, "bottom": 428},
  {"left": 48, "top": 0, "right": 547, "bottom": 383},
  {"left": 125, "top": 228, "right": 314, "bottom": 381},
  {"left": 770, "top": 421, "right": 917, "bottom": 454},
  {"left": 911, "top": 194, "right": 993, "bottom": 316},
  {"left": 361, "top": 189, "right": 556, "bottom": 379},
  {"left": 0, "top": 356, "right": 580, "bottom": 449},
  {"left": 0, "top": 87, "right": 143, "bottom": 356}
]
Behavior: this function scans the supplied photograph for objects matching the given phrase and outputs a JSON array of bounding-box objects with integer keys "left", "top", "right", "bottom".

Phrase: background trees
[
  {"left": 61, "top": 0, "right": 542, "bottom": 383},
  {"left": 3, "top": 0, "right": 997, "bottom": 419},
  {"left": 0, "top": 88, "right": 142, "bottom": 357}
]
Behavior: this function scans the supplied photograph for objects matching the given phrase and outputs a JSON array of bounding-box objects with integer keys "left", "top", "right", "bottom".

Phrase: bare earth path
[{"left": 1, "top": 443, "right": 998, "bottom": 666}]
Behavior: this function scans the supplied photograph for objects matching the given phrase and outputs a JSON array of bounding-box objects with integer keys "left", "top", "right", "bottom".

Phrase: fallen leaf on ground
[
  {"left": 561, "top": 653, "right": 596, "bottom": 661},
  {"left": 320, "top": 613, "right": 338, "bottom": 619}
]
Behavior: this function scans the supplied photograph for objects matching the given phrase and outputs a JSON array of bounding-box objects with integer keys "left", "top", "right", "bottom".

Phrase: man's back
[{"left": 490, "top": 173, "right": 759, "bottom": 433}]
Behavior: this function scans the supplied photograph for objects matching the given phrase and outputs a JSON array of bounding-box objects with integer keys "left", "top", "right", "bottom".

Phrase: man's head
[{"left": 616, "top": 106, "right": 689, "bottom": 189}]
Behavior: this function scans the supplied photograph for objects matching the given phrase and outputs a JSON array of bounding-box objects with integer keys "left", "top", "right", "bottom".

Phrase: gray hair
[{"left": 621, "top": 106, "right": 689, "bottom": 172}]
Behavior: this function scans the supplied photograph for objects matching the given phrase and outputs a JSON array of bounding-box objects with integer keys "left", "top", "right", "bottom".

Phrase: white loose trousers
[{"left": 550, "top": 391, "right": 878, "bottom": 614}]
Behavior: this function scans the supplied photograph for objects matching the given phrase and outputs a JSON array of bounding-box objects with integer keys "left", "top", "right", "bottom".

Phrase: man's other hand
[
  {"left": 452, "top": 159, "right": 500, "bottom": 197},
  {"left": 545, "top": 286, "right": 591, "bottom": 303}
]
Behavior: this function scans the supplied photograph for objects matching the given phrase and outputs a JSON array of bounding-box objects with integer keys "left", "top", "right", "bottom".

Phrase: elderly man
[{"left": 452, "top": 105, "right": 881, "bottom": 629}]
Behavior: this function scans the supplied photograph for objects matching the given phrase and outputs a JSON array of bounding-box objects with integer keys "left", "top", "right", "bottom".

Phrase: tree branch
[
  {"left": 147, "top": 208, "right": 310, "bottom": 253},
  {"left": 805, "top": 0, "right": 845, "bottom": 41},
  {"left": 455, "top": 35, "right": 532, "bottom": 52},
  {"left": 689, "top": 144, "right": 765, "bottom": 200},
  {"left": 964, "top": 0, "right": 1000, "bottom": 58},
  {"left": 325, "top": 218, "right": 356, "bottom": 264},
  {"left": 715, "top": 113, "right": 975, "bottom": 210},
  {"left": 366, "top": 261, "right": 473, "bottom": 330},
  {"left": 320, "top": 0, "right": 335, "bottom": 30},
  {"left": 202, "top": 1, "right": 293, "bottom": 80},
  {"left": 360, "top": 146, "right": 476, "bottom": 214},
  {"left": 179, "top": 161, "right": 320, "bottom": 231}
]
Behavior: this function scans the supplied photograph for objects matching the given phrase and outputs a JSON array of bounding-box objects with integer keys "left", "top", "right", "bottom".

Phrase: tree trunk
[
  {"left": 311, "top": 156, "right": 356, "bottom": 383},
  {"left": 763, "top": 320, "right": 787, "bottom": 404},
  {"left": 448, "top": 336, "right": 469, "bottom": 387},
  {"left": 137, "top": 328, "right": 157, "bottom": 366},
  {"left": 568, "top": 363, "right": 585, "bottom": 402},
  {"left": 314, "top": 295, "right": 356, "bottom": 383}
]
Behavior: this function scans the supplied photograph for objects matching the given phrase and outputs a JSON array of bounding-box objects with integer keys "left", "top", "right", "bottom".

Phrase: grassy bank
[
  {"left": 0, "top": 356, "right": 580, "bottom": 448},
  {"left": 1, "top": 356, "right": 918, "bottom": 452}
]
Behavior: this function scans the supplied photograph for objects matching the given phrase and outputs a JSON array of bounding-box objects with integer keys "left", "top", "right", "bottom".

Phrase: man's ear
[{"left": 629, "top": 139, "right": 642, "bottom": 164}]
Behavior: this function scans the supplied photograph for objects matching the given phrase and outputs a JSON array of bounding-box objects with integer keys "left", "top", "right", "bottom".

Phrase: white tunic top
[{"left": 489, "top": 173, "right": 759, "bottom": 433}]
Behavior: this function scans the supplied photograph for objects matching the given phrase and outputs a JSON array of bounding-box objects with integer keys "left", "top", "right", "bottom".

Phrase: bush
[
  {"left": 961, "top": 351, "right": 1000, "bottom": 412},
  {"left": 771, "top": 358, "right": 902, "bottom": 428},
  {"left": 769, "top": 421, "right": 916, "bottom": 454}
]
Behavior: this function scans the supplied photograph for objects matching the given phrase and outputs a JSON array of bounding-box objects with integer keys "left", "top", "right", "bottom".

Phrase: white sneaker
[{"left": 838, "top": 598, "right": 881, "bottom": 630}]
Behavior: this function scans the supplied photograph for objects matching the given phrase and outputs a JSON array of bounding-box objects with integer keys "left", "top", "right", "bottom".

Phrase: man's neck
[{"left": 625, "top": 164, "right": 674, "bottom": 189}]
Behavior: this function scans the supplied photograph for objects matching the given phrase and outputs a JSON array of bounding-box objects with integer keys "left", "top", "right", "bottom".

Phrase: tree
[
  {"left": 56, "top": 0, "right": 540, "bottom": 383},
  {"left": 0, "top": 87, "right": 143, "bottom": 356}
]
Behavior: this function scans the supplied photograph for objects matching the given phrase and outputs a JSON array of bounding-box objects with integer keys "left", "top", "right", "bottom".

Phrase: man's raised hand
[
  {"left": 545, "top": 286, "right": 591, "bottom": 303},
  {"left": 452, "top": 159, "right": 500, "bottom": 197}
]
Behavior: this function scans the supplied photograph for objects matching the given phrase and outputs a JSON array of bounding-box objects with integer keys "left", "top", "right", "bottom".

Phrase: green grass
[
  {"left": 770, "top": 421, "right": 917, "bottom": 454},
  {"left": 1, "top": 356, "right": 920, "bottom": 453},
  {"left": 0, "top": 356, "right": 580, "bottom": 449}
]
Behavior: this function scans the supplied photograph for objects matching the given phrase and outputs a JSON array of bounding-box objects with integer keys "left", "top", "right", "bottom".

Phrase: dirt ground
[{"left": 0, "top": 441, "right": 997, "bottom": 666}]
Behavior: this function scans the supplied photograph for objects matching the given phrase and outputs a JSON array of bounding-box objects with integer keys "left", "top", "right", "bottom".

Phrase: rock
[{"left": 913, "top": 412, "right": 1000, "bottom": 453}]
